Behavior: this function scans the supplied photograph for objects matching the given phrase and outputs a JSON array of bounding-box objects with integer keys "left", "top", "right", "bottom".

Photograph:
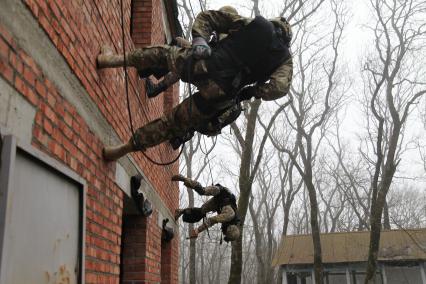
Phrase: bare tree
[
  {"left": 276, "top": 151, "right": 303, "bottom": 284},
  {"left": 361, "top": 0, "right": 426, "bottom": 282},
  {"left": 328, "top": 119, "right": 372, "bottom": 231},
  {"left": 226, "top": 0, "right": 328, "bottom": 282},
  {"left": 227, "top": 0, "right": 279, "bottom": 280},
  {"left": 263, "top": 1, "right": 347, "bottom": 281},
  {"left": 317, "top": 157, "right": 347, "bottom": 233},
  {"left": 247, "top": 153, "right": 284, "bottom": 284},
  {"left": 387, "top": 186, "right": 426, "bottom": 228},
  {"left": 175, "top": 1, "right": 218, "bottom": 283}
]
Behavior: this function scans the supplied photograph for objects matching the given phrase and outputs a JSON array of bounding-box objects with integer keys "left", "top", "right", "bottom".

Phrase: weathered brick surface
[{"left": 0, "top": 0, "right": 179, "bottom": 283}]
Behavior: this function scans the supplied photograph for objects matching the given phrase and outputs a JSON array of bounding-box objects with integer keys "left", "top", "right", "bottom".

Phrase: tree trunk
[
  {"left": 365, "top": 162, "right": 397, "bottom": 283},
  {"left": 189, "top": 236, "right": 196, "bottom": 284},
  {"left": 365, "top": 208, "right": 382, "bottom": 284},
  {"left": 181, "top": 223, "right": 187, "bottom": 282},
  {"left": 228, "top": 233, "right": 244, "bottom": 284},
  {"left": 199, "top": 234, "right": 205, "bottom": 284},
  {"left": 277, "top": 204, "right": 291, "bottom": 284},
  {"left": 306, "top": 180, "right": 323, "bottom": 283},
  {"left": 186, "top": 163, "right": 196, "bottom": 284},
  {"left": 228, "top": 100, "right": 261, "bottom": 284},
  {"left": 382, "top": 200, "right": 391, "bottom": 230}
]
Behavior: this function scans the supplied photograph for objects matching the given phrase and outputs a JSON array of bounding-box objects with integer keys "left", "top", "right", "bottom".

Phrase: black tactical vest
[{"left": 206, "top": 16, "right": 291, "bottom": 93}]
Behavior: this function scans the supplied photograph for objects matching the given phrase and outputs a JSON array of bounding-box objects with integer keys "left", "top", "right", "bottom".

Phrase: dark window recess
[{"left": 130, "top": 0, "right": 135, "bottom": 36}]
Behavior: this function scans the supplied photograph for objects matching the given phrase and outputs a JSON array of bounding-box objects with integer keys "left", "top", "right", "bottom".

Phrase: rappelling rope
[
  {"left": 120, "top": 0, "right": 134, "bottom": 139},
  {"left": 198, "top": 0, "right": 205, "bottom": 12},
  {"left": 188, "top": 0, "right": 196, "bottom": 20},
  {"left": 120, "top": 0, "right": 183, "bottom": 166}
]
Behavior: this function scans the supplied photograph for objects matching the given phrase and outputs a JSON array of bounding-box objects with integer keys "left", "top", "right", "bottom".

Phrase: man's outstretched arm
[
  {"left": 189, "top": 205, "right": 235, "bottom": 239},
  {"left": 239, "top": 58, "right": 294, "bottom": 101},
  {"left": 172, "top": 174, "right": 223, "bottom": 196}
]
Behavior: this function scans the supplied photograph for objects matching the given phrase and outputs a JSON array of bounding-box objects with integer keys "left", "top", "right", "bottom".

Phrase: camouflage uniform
[
  {"left": 105, "top": 9, "right": 293, "bottom": 151},
  {"left": 144, "top": 6, "right": 237, "bottom": 98},
  {"left": 173, "top": 175, "right": 240, "bottom": 241}
]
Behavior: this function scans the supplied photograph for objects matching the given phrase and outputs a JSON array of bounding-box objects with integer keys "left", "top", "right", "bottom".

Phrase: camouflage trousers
[
  {"left": 183, "top": 185, "right": 235, "bottom": 233},
  {"left": 198, "top": 202, "right": 235, "bottom": 233},
  {"left": 127, "top": 45, "right": 233, "bottom": 150}
]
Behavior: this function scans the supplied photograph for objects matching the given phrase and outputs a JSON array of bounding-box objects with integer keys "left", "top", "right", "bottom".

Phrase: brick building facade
[{"left": 0, "top": 0, "right": 180, "bottom": 283}]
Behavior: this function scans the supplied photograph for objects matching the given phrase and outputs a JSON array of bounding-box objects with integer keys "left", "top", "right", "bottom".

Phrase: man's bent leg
[
  {"left": 201, "top": 198, "right": 220, "bottom": 215},
  {"left": 176, "top": 207, "right": 205, "bottom": 222},
  {"left": 103, "top": 94, "right": 209, "bottom": 161},
  {"left": 97, "top": 45, "right": 189, "bottom": 73},
  {"left": 197, "top": 205, "right": 235, "bottom": 233},
  {"left": 102, "top": 115, "right": 176, "bottom": 161},
  {"left": 130, "top": 93, "right": 213, "bottom": 150}
]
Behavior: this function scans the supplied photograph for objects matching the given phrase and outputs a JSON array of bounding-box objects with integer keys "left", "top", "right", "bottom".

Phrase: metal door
[{"left": 0, "top": 136, "right": 84, "bottom": 284}]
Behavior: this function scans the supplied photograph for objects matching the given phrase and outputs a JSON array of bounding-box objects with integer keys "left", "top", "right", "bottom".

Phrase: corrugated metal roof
[{"left": 272, "top": 229, "right": 426, "bottom": 266}]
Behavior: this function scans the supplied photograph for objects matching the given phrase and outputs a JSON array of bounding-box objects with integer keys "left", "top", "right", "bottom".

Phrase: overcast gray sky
[{"left": 179, "top": 0, "right": 426, "bottom": 191}]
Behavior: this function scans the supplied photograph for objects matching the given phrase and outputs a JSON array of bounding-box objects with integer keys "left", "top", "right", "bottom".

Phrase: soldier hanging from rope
[
  {"left": 172, "top": 174, "right": 240, "bottom": 242},
  {"left": 97, "top": 6, "right": 293, "bottom": 161},
  {"left": 145, "top": 6, "right": 237, "bottom": 98}
]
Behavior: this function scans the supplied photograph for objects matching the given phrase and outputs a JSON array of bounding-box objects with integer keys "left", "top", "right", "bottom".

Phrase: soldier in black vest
[
  {"left": 172, "top": 174, "right": 240, "bottom": 242},
  {"left": 144, "top": 6, "right": 238, "bottom": 99},
  {"left": 98, "top": 8, "right": 293, "bottom": 161}
]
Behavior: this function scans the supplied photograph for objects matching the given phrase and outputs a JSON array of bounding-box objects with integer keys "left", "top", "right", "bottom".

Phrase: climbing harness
[{"left": 120, "top": 0, "right": 184, "bottom": 166}]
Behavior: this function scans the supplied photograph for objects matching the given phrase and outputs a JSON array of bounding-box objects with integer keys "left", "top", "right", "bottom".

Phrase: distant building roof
[{"left": 272, "top": 229, "right": 426, "bottom": 266}]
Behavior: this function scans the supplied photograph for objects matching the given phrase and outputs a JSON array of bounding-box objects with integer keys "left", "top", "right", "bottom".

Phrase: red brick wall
[
  {"left": 120, "top": 211, "right": 178, "bottom": 283},
  {"left": 121, "top": 215, "right": 148, "bottom": 282},
  {"left": 0, "top": 0, "right": 179, "bottom": 283},
  {"left": 132, "top": 0, "right": 152, "bottom": 47}
]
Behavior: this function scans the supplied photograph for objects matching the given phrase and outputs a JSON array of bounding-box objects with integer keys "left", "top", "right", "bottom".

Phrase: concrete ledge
[{"left": 0, "top": 77, "right": 36, "bottom": 145}]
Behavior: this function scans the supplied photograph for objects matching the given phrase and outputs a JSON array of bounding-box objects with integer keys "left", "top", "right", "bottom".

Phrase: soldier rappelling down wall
[
  {"left": 172, "top": 175, "right": 240, "bottom": 242},
  {"left": 97, "top": 6, "right": 293, "bottom": 161},
  {"left": 144, "top": 6, "right": 237, "bottom": 99}
]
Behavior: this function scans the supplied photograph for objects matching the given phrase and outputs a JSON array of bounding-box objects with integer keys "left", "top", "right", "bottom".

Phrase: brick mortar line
[{"left": 85, "top": 245, "right": 120, "bottom": 258}]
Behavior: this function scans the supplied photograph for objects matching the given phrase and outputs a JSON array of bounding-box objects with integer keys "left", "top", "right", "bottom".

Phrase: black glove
[
  {"left": 238, "top": 86, "right": 258, "bottom": 101},
  {"left": 192, "top": 37, "right": 211, "bottom": 59}
]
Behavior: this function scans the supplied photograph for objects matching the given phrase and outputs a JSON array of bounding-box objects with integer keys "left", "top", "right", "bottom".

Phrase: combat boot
[
  {"left": 145, "top": 78, "right": 168, "bottom": 98},
  {"left": 102, "top": 140, "right": 135, "bottom": 161},
  {"left": 145, "top": 72, "right": 180, "bottom": 98}
]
